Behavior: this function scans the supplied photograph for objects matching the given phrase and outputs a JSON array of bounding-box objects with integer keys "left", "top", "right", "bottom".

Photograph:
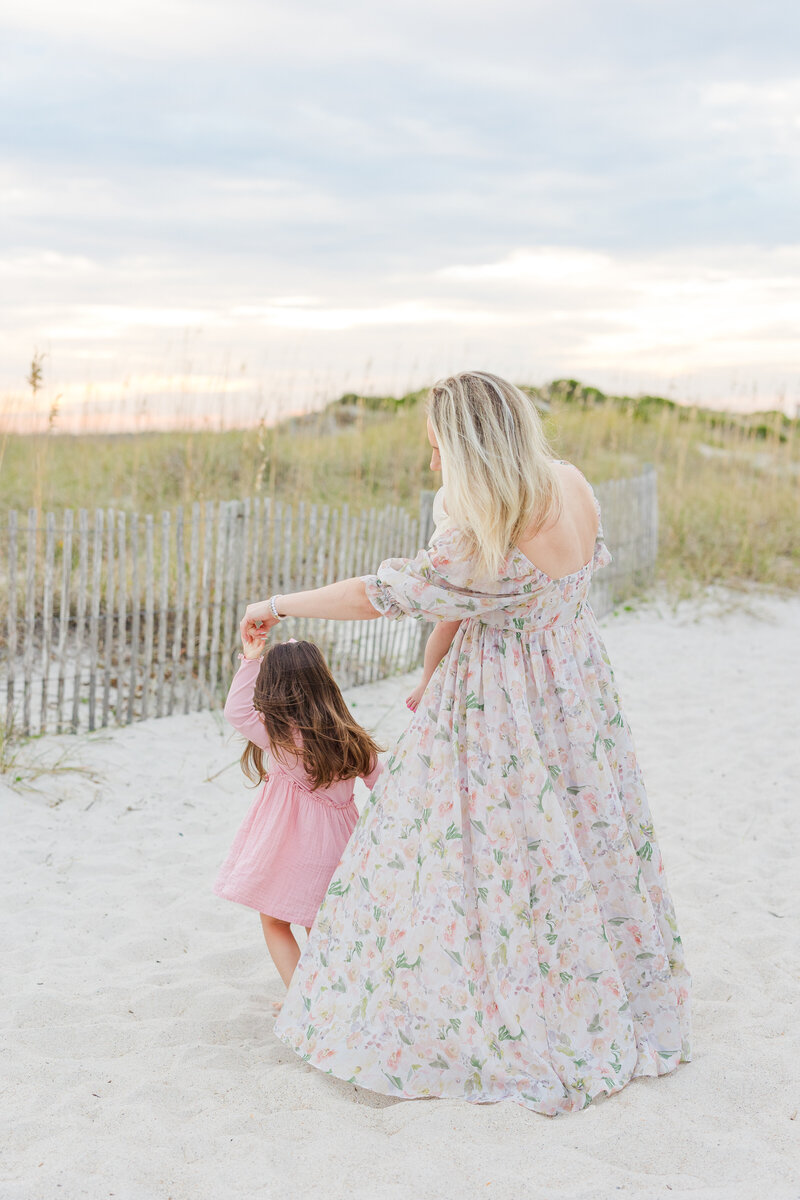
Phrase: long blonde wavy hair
[{"left": 428, "top": 370, "right": 563, "bottom": 576}]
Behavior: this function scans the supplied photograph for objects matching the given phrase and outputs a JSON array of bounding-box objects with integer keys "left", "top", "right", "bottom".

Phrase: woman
[{"left": 241, "top": 370, "right": 691, "bottom": 1116}]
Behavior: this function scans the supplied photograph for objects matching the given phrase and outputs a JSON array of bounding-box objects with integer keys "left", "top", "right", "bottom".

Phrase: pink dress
[{"left": 213, "top": 657, "right": 383, "bottom": 927}]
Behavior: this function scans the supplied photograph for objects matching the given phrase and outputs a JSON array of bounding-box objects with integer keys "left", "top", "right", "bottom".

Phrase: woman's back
[{"left": 516, "top": 459, "right": 600, "bottom": 582}]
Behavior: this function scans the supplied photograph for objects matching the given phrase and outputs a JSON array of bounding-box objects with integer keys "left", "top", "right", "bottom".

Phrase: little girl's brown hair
[{"left": 241, "top": 639, "right": 382, "bottom": 789}]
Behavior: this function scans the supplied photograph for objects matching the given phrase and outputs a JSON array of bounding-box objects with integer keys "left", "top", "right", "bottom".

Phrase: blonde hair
[{"left": 428, "top": 371, "right": 562, "bottom": 576}]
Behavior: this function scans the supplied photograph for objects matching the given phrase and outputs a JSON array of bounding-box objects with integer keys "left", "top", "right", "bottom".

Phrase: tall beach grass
[{"left": 2, "top": 378, "right": 798, "bottom": 597}]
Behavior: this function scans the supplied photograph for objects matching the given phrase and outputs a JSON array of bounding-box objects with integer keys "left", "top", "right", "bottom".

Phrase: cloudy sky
[{"left": 2, "top": 0, "right": 799, "bottom": 428}]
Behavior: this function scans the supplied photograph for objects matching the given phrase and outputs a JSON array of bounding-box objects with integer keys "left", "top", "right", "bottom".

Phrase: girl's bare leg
[
  {"left": 260, "top": 914, "right": 303, "bottom": 987},
  {"left": 260, "top": 914, "right": 313, "bottom": 991}
]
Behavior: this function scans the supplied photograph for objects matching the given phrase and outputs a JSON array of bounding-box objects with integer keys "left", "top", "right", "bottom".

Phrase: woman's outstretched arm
[{"left": 240, "top": 577, "right": 379, "bottom": 642}]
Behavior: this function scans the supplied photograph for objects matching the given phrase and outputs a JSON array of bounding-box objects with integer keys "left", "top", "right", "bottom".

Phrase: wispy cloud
[{"left": 1, "top": 0, "right": 799, "bottom": 420}]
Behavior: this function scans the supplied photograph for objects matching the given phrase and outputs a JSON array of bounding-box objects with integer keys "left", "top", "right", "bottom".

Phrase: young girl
[
  {"left": 214, "top": 635, "right": 383, "bottom": 988},
  {"left": 406, "top": 484, "right": 460, "bottom": 712}
]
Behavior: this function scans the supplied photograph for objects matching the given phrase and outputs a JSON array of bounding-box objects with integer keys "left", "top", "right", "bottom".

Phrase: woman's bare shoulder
[{"left": 551, "top": 459, "right": 597, "bottom": 510}]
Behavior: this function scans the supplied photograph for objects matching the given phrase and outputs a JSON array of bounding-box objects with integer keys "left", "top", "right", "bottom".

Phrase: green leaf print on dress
[{"left": 275, "top": 472, "right": 691, "bottom": 1117}]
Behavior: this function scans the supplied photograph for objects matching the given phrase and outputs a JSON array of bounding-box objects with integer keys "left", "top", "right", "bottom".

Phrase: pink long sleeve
[
  {"left": 223, "top": 657, "right": 270, "bottom": 750},
  {"left": 362, "top": 756, "right": 383, "bottom": 789}
]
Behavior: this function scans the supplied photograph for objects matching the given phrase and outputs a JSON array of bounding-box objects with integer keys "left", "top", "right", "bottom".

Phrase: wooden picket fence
[{"left": 1, "top": 468, "right": 657, "bottom": 737}]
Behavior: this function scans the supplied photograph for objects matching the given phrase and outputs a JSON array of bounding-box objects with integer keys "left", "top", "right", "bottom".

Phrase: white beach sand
[{"left": 2, "top": 592, "right": 799, "bottom": 1200}]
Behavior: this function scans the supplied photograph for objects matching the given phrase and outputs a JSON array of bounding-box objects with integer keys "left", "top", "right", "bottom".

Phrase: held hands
[
  {"left": 240, "top": 626, "right": 266, "bottom": 660},
  {"left": 240, "top": 600, "right": 280, "bottom": 649}
]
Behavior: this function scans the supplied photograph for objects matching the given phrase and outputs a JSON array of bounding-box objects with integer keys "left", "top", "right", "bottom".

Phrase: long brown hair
[{"left": 240, "top": 640, "right": 382, "bottom": 789}]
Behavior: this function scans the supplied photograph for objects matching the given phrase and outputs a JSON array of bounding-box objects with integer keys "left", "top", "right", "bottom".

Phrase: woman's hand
[
  {"left": 406, "top": 681, "right": 426, "bottom": 711},
  {"left": 240, "top": 600, "right": 280, "bottom": 645}
]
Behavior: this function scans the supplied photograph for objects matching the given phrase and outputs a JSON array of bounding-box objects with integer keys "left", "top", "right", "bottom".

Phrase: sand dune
[{"left": 2, "top": 591, "right": 799, "bottom": 1200}]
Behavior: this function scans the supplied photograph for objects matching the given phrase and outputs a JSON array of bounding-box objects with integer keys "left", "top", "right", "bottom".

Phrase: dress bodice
[
  {"left": 364, "top": 466, "right": 611, "bottom": 634},
  {"left": 267, "top": 759, "right": 360, "bottom": 809}
]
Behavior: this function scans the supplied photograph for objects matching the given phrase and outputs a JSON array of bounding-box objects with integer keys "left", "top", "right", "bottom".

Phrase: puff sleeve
[{"left": 361, "top": 527, "right": 542, "bottom": 624}]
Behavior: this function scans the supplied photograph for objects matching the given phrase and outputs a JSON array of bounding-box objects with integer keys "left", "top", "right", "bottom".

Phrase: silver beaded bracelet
[{"left": 268, "top": 595, "right": 283, "bottom": 620}]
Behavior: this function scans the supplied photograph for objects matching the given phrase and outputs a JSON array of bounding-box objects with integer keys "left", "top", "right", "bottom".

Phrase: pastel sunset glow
[{"left": 2, "top": 0, "right": 799, "bottom": 429}]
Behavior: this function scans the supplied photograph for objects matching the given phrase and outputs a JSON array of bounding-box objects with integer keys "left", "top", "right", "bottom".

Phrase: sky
[{"left": 2, "top": 0, "right": 799, "bottom": 430}]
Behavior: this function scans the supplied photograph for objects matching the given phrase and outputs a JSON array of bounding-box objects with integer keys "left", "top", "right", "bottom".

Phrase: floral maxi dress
[{"left": 275, "top": 482, "right": 692, "bottom": 1116}]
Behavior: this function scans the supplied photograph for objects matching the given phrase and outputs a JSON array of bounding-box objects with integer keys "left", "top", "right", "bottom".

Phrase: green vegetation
[{"left": 2, "top": 378, "right": 798, "bottom": 596}]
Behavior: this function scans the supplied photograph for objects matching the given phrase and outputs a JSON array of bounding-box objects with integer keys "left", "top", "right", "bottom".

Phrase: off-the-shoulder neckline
[
  {"left": 511, "top": 545, "right": 594, "bottom": 585},
  {"left": 512, "top": 461, "right": 601, "bottom": 583},
  {"left": 430, "top": 459, "right": 602, "bottom": 584}
]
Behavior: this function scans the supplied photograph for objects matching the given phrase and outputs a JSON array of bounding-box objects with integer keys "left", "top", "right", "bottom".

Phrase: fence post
[
  {"left": 184, "top": 503, "right": 200, "bottom": 715},
  {"left": 116, "top": 512, "right": 128, "bottom": 726},
  {"left": 168, "top": 506, "right": 185, "bottom": 716},
  {"left": 155, "top": 510, "right": 171, "bottom": 719},
  {"left": 70, "top": 510, "right": 89, "bottom": 733},
  {"left": 40, "top": 512, "right": 56, "bottom": 733},
  {"left": 87, "top": 509, "right": 104, "bottom": 733},
  {"left": 128, "top": 513, "right": 140, "bottom": 725},
  {"left": 55, "top": 510, "right": 74, "bottom": 734},
  {"left": 22, "top": 508, "right": 37, "bottom": 737},
  {"left": 141, "top": 515, "right": 155, "bottom": 721},
  {"left": 5, "top": 511, "right": 18, "bottom": 734}
]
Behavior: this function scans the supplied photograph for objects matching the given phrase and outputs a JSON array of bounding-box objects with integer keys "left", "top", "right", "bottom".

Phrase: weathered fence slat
[
  {"left": 282, "top": 502, "right": 293, "bottom": 603},
  {"left": 221, "top": 504, "right": 237, "bottom": 684},
  {"left": 54, "top": 509, "right": 73, "bottom": 734},
  {"left": 22, "top": 509, "right": 37, "bottom": 736},
  {"left": 196, "top": 502, "right": 214, "bottom": 708},
  {"left": 39, "top": 513, "right": 56, "bottom": 733},
  {"left": 259, "top": 497, "right": 273, "bottom": 600},
  {"left": 236, "top": 498, "right": 251, "bottom": 630},
  {"left": 250, "top": 497, "right": 263, "bottom": 609},
  {"left": 87, "top": 509, "right": 104, "bottom": 733},
  {"left": 116, "top": 512, "right": 127, "bottom": 725},
  {"left": 269, "top": 499, "right": 282, "bottom": 611},
  {"left": 168, "top": 506, "right": 185, "bottom": 716},
  {"left": 70, "top": 510, "right": 89, "bottom": 733},
  {"left": 208, "top": 502, "right": 226, "bottom": 702},
  {"left": 155, "top": 511, "right": 170, "bottom": 719},
  {"left": 5, "top": 511, "right": 17, "bottom": 733},
  {"left": 101, "top": 509, "right": 115, "bottom": 729},
  {"left": 184, "top": 503, "right": 200, "bottom": 715},
  {"left": 141, "top": 515, "right": 155, "bottom": 722},
  {"left": 127, "top": 514, "right": 140, "bottom": 726}
]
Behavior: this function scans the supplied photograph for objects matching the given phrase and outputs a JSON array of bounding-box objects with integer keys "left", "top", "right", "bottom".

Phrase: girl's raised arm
[{"left": 223, "top": 656, "right": 270, "bottom": 751}]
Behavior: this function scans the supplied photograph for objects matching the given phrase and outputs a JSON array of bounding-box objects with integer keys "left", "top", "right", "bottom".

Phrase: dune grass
[{"left": 2, "top": 380, "right": 798, "bottom": 596}]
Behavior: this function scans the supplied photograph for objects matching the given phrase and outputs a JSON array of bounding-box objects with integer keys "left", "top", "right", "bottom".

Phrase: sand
[{"left": 2, "top": 591, "right": 799, "bottom": 1200}]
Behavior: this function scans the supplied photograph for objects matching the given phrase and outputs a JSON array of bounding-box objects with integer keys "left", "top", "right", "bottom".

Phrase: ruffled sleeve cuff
[
  {"left": 593, "top": 540, "right": 613, "bottom": 571},
  {"left": 361, "top": 573, "right": 407, "bottom": 621}
]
